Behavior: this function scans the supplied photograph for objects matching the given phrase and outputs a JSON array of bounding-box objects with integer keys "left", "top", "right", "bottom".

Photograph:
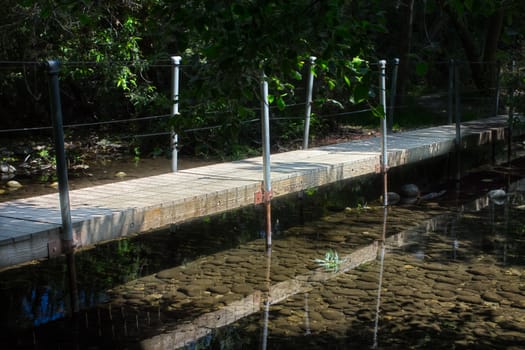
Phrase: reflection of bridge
[
  {"left": 0, "top": 115, "right": 521, "bottom": 269},
  {"left": 141, "top": 180, "right": 525, "bottom": 349},
  {"left": 141, "top": 242, "right": 379, "bottom": 349}
]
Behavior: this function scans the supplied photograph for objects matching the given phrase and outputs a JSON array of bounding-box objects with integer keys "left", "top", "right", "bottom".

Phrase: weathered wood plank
[{"left": 0, "top": 115, "right": 522, "bottom": 269}]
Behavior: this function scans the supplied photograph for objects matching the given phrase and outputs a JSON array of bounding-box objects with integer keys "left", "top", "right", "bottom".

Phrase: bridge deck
[{"left": 0, "top": 116, "right": 516, "bottom": 268}]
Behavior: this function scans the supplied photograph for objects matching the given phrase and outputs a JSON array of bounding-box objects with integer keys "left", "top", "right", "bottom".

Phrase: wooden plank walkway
[{"left": 0, "top": 116, "right": 517, "bottom": 269}]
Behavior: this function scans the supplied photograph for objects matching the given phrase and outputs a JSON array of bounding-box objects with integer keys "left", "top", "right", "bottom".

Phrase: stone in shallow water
[
  {"left": 498, "top": 331, "right": 525, "bottom": 343},
  {"left": 511, "top": 300, "right": 525, "bottom": 309},
  {"left": 271, "top": 274, "right": 291, "bottom": 282},
  {"left": 354, "top": 281, "right": 378, "bottom": 290},
  {"left": 422, "top": 262, "right": 458, "bottom": 272},
  {"left": 497, "top": 291, "right": 524, "bottom": 305},
  {"left": 207, "top": 285, "right": 230, "bottom": 295},
  {"left": 500, "top": 283, "right": 522, "bottom": 293},
  {"left": 395, "top": 288, "right": 414, "bottom": 297},
  {"left": 330, "top": 301, "right": 350, "bottom": 311},
  {"left": 400, "top": 184, "right": 419, "bottom": 198},
  {"left": 434, "top": 275, "right": 464, "bottom": 285},
  {"left": 338, "top": 288, "right": 368, "bottom": 298},
  {"left": 457, "top": 294, "right": 484, "bottom": 304},
  {"left": 433, "top": 288, "right": 456, "bottom": 300},
  {"left": 481, "top": 291, "right": 501, "bottom": 303},
  {"left": 466, "top": 265, "right": 498, "bottom": 277},
  {"left": 178, "top": 286, "right": 203, "bottom": 297},
  {"left": 231, "top": 284, "right": 253, "bottom": 296},
  {"left": 156, "top": 268, "right": 181, "bottom": 280},
  {"left": 320, "top": 308, "right": 344, "bottom": 321}
]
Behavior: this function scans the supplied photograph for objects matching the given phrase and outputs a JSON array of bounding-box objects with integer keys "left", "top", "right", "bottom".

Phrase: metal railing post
[
  {"left": 46, "top": 60, "right": 79, "bottom": 314},
  {"left": 379, "top": 60, "right": 388, "bottom": 206},
  {"left": 303, "top": 56, "right": 316, "bottom": 150},
  {"left": 171, "top": 56, "right": 182, "bottom": 172},
  {"left": 260, "top": 70, "right": 272, "bottom": 250}
]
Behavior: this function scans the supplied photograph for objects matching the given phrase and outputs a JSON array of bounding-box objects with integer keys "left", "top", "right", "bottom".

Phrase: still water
[{"left": 1, "top": 167, "right": 525, "bottom": 349}]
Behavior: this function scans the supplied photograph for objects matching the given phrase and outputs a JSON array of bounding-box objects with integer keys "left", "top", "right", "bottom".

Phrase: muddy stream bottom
[{"left": 1, "top": 170, "right": 525, "bottom": 349}]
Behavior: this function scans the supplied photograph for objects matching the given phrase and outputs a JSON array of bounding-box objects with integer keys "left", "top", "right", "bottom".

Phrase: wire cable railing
[{"left": 0, "top": 58, "right": 516, "bottom": 157}]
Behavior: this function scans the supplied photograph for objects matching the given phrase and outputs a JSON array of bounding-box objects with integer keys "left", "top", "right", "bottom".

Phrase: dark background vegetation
[{"left": 1, "top": 0, "right": 524, "bottom": 160}]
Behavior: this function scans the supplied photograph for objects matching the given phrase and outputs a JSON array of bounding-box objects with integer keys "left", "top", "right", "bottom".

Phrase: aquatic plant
[{"left": 314, "top": 249, "right": 346, "bottom": 272}]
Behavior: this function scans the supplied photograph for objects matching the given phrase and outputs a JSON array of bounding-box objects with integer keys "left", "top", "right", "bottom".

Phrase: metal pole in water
[
  {"left": 46, "top": 60, "right": 79, "bottom": 314},
  {"left": 303, "top": 56, "right": 316, "bottom": 150},
  {"left": 260, "top": 70, "right": 272, "bottom": 249},
  {"left": 171, "top": 56, "right": 182, "bottom": 172},
  {"left": 379, "top": 60, "right": 388, "bottom": 206},
  {"left": 387, "top": 58, "right": 399, "bottom": 133}
]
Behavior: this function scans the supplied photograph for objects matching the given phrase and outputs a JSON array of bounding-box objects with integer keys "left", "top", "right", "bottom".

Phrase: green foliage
[
  {"left": 501, "top": 64, "right": 525, "bottom": 117},
  {"left": 161, "top": 1, "right": 384, "bottom": 155},
  {"left": 314, "top": 249, "right": 346, "bottom": 272},
  {"left": 6, "top": 0, "right": 525, "bottom": 159}
]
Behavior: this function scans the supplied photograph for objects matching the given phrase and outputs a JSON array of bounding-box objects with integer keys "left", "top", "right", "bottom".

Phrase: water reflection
[
  {"left": 21, "top": 286, "right": 66, "bottom": 326},
  {"left": 371, "top": 206, "right": 388, "bottom": 349},
  {"left": 260, "top": 248, "right": 271, "bottom": 350},
  {"left": 2, "top": 174, "right": 525, "bottom": 349}
]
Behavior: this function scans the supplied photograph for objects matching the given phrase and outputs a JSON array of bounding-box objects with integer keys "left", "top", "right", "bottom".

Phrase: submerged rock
[
  {"left": 400, "top": 184, "right": 420, "bottom": 198},
  {"left": 0, "top": 163, "right": 16, "bottom": 174},
  {"left": 488, "top": 189, "right": 506, "bottom": 205},
  {"left": 386, "top": 192, "right": 401, "bottom": 205}
]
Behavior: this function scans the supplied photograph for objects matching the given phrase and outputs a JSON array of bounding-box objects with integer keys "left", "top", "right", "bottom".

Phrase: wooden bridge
[{"left": 0, "top": 115, "right": 520, "bottom": 269}]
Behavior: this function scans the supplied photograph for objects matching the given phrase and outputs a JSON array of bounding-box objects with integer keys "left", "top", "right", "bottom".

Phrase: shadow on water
[{"left": 1, "top": 155, "right": 525, "bottom": 349}]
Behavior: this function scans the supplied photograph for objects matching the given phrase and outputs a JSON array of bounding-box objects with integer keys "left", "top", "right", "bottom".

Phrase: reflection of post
[
  {"left": 372, "top": 205, "right": 388, "bottom": 349},
  {"left": 260, "top": 70, "right": 273, "bottom": 249},
  {"left": 303, "top": 292, "right": 311, "bottom": 335},
  {"left": 503, "top": 192, "right": 510, "bottom": 265},
  {"left": 46, "top": 60, "right": 79, "bottom": 314},
  {"left": 260, "top": 248, "right": 272, "bottom": 350},
  {"left": 445, "top": 219, "right": 457, "bottom": 260}
]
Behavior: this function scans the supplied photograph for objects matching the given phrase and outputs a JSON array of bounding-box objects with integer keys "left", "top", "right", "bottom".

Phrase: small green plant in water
[{"left": 314, "top": 249, "right": 346, "bottom": 272}]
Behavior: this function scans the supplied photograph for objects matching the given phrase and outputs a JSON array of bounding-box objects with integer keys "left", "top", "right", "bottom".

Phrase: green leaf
[
  {"left": 344, "top": 75, "right": 351, "bottom": 87},
  {"left": 372, "top": 105, "right": 386, "bottom": 119},
  {"left": 352, "top": 84, "right": 369, "bottom": 104},
  {"left": 277, "top": 96, "right": 286, "bottom": 110},
  {"left": 291, "top": 70, "right": 302, "bottom": 81}
]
